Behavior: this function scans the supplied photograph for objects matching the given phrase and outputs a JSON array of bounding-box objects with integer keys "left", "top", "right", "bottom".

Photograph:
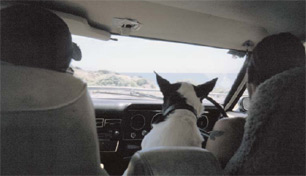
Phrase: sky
[{"left": 71, "top": 35, "right": 245, "bottom": 73}]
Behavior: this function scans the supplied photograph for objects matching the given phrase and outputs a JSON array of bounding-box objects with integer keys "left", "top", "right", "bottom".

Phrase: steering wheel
[
  {"left": 206, "top": 96, "right": 228, "bottom": 118},
  {"left": 198, "top": 96, "right": 228, "bottom": 142}
]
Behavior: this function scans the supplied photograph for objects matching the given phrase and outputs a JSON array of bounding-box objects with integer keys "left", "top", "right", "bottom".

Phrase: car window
[{"left": 71, "top": 35, "right": 245, "bottom": 103}]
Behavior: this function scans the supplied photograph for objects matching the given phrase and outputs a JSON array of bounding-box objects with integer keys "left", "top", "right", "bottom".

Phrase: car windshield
[{"left": 71, "top": 35, "right": 245, "bottom": 104}]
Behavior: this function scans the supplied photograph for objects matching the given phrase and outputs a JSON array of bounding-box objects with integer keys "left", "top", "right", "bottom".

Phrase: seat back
[
  {"left": 125, "top": 147, "right": 223, "bottom": 175},
  {"left": 1, "top": 64, "right": 108, "bottom": 175},
  {"left": 225, "top": 67, "right": 305, "bottom": 175}
]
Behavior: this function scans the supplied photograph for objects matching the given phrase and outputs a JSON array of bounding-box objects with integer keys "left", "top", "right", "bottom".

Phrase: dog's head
[{"left": 155, "top": 72, "right": 217, "bottom": 118}]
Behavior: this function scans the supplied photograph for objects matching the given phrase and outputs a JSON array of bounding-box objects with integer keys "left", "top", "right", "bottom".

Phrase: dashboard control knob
[
  {"left": 131, "top": 132, "right": 136, "bottom": 139},
  {"left": 114, "top": 130, "right": 120, "bottom": 136},
  {"left": 142, "top": 130, "right": 148, "bottom": 136}
]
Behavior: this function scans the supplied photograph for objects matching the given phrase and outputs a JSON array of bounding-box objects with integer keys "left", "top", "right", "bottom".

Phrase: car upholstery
[
  {"left": 125, "top": 147, "right": 223, "bottom": 175},
  {"left": 5, "top": 1, "right": 304, "bottom": 50},
  {"left": 225, "top": 66, "right": 305, "bottom": 175},
  {"left": 1, "top": 63, "right": 108, "bottom": 175}
]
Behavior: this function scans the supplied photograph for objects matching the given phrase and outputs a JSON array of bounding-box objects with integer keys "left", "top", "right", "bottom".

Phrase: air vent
[
  {"left": 197, "top": 115, "right": 209, "bottom": 129},
  {"left": 104, "top": 119, "right": 122, "bottom": 128},
  {"left": 96, "top": 118, "right": 104, "bottom": 128}
]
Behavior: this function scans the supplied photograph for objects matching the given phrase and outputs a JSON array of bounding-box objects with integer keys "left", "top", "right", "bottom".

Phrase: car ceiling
[{"left": 2, "top": 0, "right": 305, "bottom": 51}]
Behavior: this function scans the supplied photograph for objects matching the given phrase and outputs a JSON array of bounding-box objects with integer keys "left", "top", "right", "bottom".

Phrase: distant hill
[
  {"left": 122, "top": 72, "right": 238, "bottom": 93},
  {"left": 72, "top": 67, "right": 238, "bottom": 93},
  {"left": 72, "top": 67, "right": 156, "bottom": 89}
]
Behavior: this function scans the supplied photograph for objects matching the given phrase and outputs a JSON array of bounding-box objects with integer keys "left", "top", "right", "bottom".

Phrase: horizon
[{"left": 71, "top": 66, "right": 239, "bottom": 74}]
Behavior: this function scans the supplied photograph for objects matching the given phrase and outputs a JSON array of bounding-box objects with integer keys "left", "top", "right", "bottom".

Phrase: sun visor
[{"left": 54, "top": 11, "right": 111, "bottom": 41}]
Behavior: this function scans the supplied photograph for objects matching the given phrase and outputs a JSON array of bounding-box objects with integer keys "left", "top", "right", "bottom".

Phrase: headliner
[{"left": 2, "top": 0, "right": 305, "bottom": 51}]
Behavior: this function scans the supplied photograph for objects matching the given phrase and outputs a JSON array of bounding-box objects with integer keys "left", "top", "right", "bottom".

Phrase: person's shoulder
[{"left": 214, "top": 117, "right": 246, "bottom": 130}]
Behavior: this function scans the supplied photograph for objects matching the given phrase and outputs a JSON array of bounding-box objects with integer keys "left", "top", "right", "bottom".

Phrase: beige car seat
[
  {"left": 125, "top": 147, "right": 223, "bottom": 175},
  {"left": 1, "top": 63, "right": 108, "bottom": 175}
]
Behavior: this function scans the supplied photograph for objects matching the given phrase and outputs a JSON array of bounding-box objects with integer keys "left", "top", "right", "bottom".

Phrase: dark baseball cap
[{"left": 1, "top": 5, "right": 82, "bottom": 72}]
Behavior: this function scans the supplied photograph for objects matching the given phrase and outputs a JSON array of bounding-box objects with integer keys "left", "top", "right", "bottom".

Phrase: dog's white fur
[{"left": 141, "top": 82, "right": 204, "bottom": 149}]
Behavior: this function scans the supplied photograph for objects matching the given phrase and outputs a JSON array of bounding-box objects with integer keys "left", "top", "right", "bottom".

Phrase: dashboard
[{"left": 93, "top": 98, "right": 222, "bottom": 174}]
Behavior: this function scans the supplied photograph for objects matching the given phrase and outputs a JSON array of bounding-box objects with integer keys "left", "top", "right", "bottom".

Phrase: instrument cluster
[{"left": 94, "top": 103, "right": 221, "bottom": 152}]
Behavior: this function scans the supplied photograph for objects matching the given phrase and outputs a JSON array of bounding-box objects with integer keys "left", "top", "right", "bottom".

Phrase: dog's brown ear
[
  {"left": 155, "top": 71, "right": 170, "bottom": 93},
  {"left": 195, "top": 78, "right": 218, "bottom": 101}
]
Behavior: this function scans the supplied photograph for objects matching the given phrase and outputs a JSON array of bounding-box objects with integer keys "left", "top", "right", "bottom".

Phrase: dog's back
[
  {"left": 142, "top": 109, "right": 203, "bottom": 149},
  {"left": 141, "top": 73, "right": 217, "bottom": 149}
]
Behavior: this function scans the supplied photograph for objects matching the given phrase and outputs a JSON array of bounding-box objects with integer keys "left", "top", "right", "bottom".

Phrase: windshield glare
[{"left": 71, "top": 35, "right": 245, "bottom": 103}]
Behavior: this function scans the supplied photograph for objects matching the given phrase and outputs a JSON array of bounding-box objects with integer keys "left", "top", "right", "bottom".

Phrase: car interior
[{"left": 1, "top": 0, "right": 305, "bottom": 175}]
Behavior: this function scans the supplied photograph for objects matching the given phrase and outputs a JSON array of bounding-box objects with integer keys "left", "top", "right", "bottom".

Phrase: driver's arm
[{"left": 205, "top": 117, "right": 245, "bottom": 168}]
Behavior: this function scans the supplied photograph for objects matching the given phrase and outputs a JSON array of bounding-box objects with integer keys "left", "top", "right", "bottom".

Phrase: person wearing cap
[
  {"left": 1, "top": 4, "right": 81, "bottom": 72},
  {"left": 1, "top": 5, "right": 107, "bottom": 175},
  {"left": 206, "top": 33, "right": 305, "bottom": 175}
]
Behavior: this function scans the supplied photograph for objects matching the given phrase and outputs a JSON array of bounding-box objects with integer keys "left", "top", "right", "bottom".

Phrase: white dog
[
  {"left": 124, "top": 73, "right": 217, "bottom": 175},
  {"left": 141, "top": 72, "right": 217, "bottom": 149}
]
